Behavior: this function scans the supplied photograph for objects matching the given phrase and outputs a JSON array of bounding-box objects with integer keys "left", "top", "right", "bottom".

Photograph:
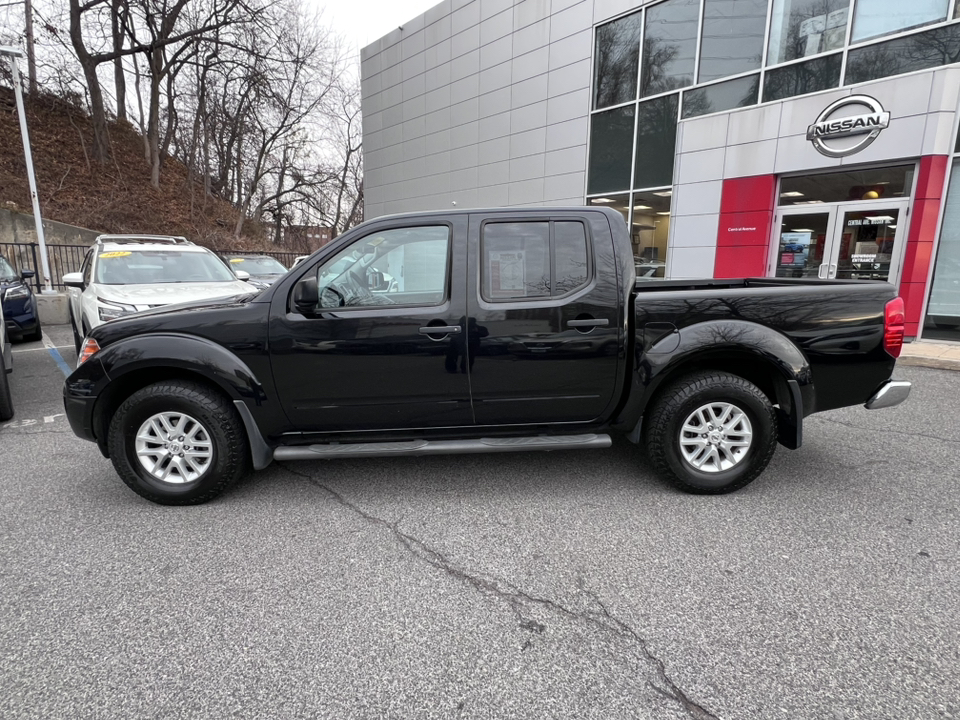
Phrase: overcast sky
[{"left": 306, "top": 0, "right": 441, "bottom": 59}]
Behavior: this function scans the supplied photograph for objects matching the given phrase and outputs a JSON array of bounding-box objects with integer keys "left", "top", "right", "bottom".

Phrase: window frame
[
  {"left": 297, "top": 222, "right": 455, "bottom": 313},
  {"left": 478, "top": 218, "right": 595, "bottom": 304}
]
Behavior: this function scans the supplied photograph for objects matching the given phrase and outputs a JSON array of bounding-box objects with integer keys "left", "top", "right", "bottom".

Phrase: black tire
[
  {"left": 0, "top": 356, "right": 13, "bottom": 422},
  {"left": 107, "top": 380, "right": 249, "bottom": 505},
  {"left": 71, "top": 314, "right": 83, "bottom": 354},
  {"left": 23, "top": 322, "right": 42, "bottom": 342},
  {"left": 644, "top": 371, "right": 777, "bottom": 494}
]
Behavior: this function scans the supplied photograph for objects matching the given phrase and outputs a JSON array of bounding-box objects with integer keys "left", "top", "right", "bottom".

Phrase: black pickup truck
[{"left": 64, "top": 207, "right": 911, "bottom": 505}]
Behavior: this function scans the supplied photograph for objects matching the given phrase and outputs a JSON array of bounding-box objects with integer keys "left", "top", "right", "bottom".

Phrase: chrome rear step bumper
[
  {"left": 273, "top": 433, "right": 612, "bottom": 461},
  {"left": 865, "top": 380, "right": 912, "bottom": 410}
]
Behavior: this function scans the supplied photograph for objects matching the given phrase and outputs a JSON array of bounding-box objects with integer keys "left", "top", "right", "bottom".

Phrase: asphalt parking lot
[{"left": 1, "top": 326, "right": 957, "bottom": 720}]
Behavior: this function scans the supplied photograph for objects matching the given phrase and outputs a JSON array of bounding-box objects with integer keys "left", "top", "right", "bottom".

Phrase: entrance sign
[{"left": 806, "top": 95, "right": 890, "bottom": 158}]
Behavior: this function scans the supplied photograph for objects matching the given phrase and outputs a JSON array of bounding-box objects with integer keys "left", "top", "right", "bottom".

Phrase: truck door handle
[
  {"left": 567, "top": 319, "right": 609, "bottom": 328},
  {"left": 418, "top": 325, "right": 461, "bottom": 335},
  {"left": 817, "top": 263, "right": 828, "bottom": 279}
]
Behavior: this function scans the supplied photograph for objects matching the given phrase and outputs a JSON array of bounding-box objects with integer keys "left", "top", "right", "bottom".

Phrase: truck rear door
[{"left": 464, "top": 211, "right": 623, "bottom": 425}]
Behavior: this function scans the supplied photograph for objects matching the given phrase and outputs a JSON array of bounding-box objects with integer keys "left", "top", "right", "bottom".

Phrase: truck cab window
[
  {"left": 312, "top": 226, "right": 450, "bottom": 309},
  {"left": 482, "top": 220, "right": 590, "bottom": 301}
]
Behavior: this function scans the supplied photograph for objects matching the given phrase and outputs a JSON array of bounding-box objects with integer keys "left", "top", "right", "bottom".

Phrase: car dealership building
[{"left": 360, "top": 0, "right": 960, "bottom": 340}]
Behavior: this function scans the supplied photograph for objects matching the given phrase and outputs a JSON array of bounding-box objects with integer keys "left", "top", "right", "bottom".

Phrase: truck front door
[
  {"left": 269, "top": 217, "right": 473, "bottom": 433},
  {"left": 465, "top": 212, "right": 623, "bottom": 425}
]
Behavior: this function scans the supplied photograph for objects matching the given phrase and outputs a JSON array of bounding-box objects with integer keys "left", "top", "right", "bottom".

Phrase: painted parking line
[
  {"left": 41, "top": 333, "right": 73, "bottom": 377},
  {"left": 12, "top": 345, "right": 74, "bottom": 353}
]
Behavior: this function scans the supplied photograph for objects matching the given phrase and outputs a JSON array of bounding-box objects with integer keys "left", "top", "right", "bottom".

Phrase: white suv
[{"left": 63, "top": 235, "right": 256, "bottom": 351}]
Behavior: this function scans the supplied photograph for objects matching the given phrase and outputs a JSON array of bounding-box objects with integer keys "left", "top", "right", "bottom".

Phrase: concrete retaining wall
[{"left": 0, "top": 207, "right": 100, "bottom": 246}]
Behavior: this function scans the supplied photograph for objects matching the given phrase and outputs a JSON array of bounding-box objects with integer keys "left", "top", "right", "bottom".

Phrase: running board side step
[{"left": 273, "top": 434, "right": 612, "bottom": 461}]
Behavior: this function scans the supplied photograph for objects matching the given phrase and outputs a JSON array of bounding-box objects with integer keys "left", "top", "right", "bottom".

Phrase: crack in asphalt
[
  {"left": 278, "top": 462, "right": 720, "bottom": 720},
  {"left": 810, "top": 416, "right": 960, "bottom": 446}
]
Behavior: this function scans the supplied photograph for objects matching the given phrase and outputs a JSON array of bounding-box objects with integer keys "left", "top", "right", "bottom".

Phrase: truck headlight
[
  {"left": 4, "top": 284, "right": 29, "bottom": 300},
  {"left": 97, "top": 298, "right": 137, "bottom": 322}
]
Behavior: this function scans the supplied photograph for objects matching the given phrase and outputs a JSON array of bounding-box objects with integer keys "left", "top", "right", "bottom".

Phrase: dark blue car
[{"left": 0, "top": 256, "right": 41, "bottom": 342}]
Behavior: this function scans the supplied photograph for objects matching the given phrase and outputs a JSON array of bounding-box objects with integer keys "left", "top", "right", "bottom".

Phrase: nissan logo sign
[{"left": 806, "top": 95, "right": 890, "bottom": 158}]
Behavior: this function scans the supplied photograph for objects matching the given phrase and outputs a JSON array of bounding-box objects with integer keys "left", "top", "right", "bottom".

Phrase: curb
[{"left": 898, "top": 355, "right": 960, "bottom": 371}]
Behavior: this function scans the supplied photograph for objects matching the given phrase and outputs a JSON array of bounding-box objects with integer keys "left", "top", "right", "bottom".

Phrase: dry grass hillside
[{"left": 0, "top": 87, "right": 268, "bottom": 250}]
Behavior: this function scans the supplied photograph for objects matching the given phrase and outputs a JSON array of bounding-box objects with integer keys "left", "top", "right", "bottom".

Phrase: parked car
[
  {"left": 223, "top": 254, "right": 289, "bottom": 289},
  {"left": 0, "top": 299, "right": 13, "bottom": 420},
  {"left": 0, "top": 255, "right": 41, "bottom": 342},
  {"left": 64, "top": 207, "right": 910, "bottom": 505},
  {"left": 61, "top": 235, "right": 257, "bottom": 352}
]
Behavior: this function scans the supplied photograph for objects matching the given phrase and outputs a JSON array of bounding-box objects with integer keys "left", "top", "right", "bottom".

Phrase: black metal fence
[{"left": 0, "top": 242, "right": 304, "bottom": 292}]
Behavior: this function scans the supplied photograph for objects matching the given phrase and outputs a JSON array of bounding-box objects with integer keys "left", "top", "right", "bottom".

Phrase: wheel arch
[
  {"left": 620, "top": 320, "right": 813, "bottom": 449},
  {"left": 90, "top": 334, "right": 267, "bottom": 459}
]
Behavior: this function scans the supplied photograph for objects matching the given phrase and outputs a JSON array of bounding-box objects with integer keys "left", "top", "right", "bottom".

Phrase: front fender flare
[{"left": 95, "top": 333, "right": 267, "bottom": 404}]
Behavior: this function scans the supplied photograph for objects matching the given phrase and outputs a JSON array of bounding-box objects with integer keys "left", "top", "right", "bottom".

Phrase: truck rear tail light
[{"left": 883, "top": 297, "right": 905, "bottom": 358}]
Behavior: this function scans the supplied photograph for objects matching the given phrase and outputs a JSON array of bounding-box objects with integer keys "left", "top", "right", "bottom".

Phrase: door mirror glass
[{"left": 62, "top": 272, "right": 84, "bottom": 289}]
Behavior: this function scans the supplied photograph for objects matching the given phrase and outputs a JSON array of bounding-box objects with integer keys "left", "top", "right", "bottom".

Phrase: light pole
[{"left": 1, "top": 44, "right": 53, "bottom": 293}]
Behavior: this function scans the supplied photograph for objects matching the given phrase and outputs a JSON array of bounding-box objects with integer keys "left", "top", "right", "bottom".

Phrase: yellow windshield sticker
[
  {"left": 229, "top": 258, "right": 245, "bottom": 263},
  {"left": 99, "top": 251, "right": 132, "bottom": 258}
]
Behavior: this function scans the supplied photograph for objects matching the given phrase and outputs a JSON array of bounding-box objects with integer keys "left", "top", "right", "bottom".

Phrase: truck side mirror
[
  {"left": 293, "top": 276, "right": 319, "bottom": 315},
  {"left": 367, "top": 270, "right": 385, "bottom": 290}
]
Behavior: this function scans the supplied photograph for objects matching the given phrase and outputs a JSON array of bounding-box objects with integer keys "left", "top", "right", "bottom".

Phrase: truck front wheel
[
  {"left": 107, "top": 380, "right": 249, "bottom": 505},
  {"left": 644, "top": 371, "right": 777, "bottom": 494}
]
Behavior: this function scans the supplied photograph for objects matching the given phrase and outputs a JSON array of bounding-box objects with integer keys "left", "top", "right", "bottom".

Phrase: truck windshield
[
  {"left": 0, "top": 257, "right": 18, "bottom": 282},
  {"left": 227, "top": 256, "right": 287, "bottom": 274},
  {"left": 95, "top": 250, "right": 238, "bottom": 285}
]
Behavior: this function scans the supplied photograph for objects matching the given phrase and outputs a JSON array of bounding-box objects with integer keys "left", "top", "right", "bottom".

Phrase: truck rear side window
[{"left": 481, "top": 221, "right": 590, "bottom": 301}]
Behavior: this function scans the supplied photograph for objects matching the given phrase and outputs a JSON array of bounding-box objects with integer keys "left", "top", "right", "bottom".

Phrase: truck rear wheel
[
  {"left": 107, "top": 380, "right": 249, "bottom": 505},
  {"left": 644, "top": 371, "right": 777, "bottom": 494}
]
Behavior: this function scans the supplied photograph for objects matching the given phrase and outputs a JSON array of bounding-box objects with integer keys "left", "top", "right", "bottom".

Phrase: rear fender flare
[{"left": 622, "top": 320, "right": 813, "bottom": 448}]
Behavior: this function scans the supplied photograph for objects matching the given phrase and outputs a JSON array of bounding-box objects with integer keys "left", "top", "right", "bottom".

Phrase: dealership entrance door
[
  {"left": 771, "top": 164, "right": 916, "bottom": 284},
  {"left": 773, "top": 200, "right": 909, "bottom": 282}
]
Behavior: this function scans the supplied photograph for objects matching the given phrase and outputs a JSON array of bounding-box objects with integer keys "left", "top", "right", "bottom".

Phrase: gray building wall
[{"left": 361, "top": 0, "right": 637, "bottom": 219}]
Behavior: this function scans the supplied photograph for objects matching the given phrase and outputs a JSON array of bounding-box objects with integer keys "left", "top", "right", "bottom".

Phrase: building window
[
  {"left": 588, "top": 106, "right": 636, "bottom": 194},
  {"left": 594, "top": 13, "right": 643, "bottom": 109},
  {"left": 767, "top": 0, "right": 849, "bottom": 65},
  {"left": 698, "top": 0, "right": 768, "bottom": 83},
  {"left": 851, "top": 0, "right": 950, "bottom": 44},
  {"left": 481, "top": 221, "right": 591, "bottom": 301},
  {"left": 641, "top": 0, "right": 700, "bottom": 97},
  {"left": 844, "top": 23, "right": 960, "bottom": 85},
  {"left": 683, "top": 74, "right": 759, "bottom": 118},
  {"left": 631, "top": 191, "right": 671, "bottom": 278},
  {"left": 778, "top": 166, "right": 915, "bottom": 205},
  {"left": 587, "top": 195, "right": 630, "bottom": 226},
  {"left": 762, "top": 53, "right": 842, "bottom": 102},
  {"left": 924, "top": 160, "right": 960, "bottom": 340},
  {"left": 634, "top": 94, "right": 680, "bottom": 189}
]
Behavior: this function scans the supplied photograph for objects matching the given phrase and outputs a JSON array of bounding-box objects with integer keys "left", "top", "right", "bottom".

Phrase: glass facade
[
  {"left": 851, "top": 0, "right": 950, "bottom": 43},
  {"left": 634, "top": 94, "right": 679, "bottom": 188},
  {"left": 767, "top": 0, "right": 850, "bottom": 65},
  {"left": 641, "top": 0, "right": 699, "bottom": 96},
  {"left": 845, "top": 23, "right": 960, "bottom": 85},
  {"left": 588, "top": 0, "right": 960, "bottom": 277},
  {"left": 698, "top": 0, "right": 768, "bottom": 83},
  {"left": 593, "top": 13, "right": 643, "bottom": 109},
  {"left": 762, "top": 53, "right": 842, "bottom": 102}
]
